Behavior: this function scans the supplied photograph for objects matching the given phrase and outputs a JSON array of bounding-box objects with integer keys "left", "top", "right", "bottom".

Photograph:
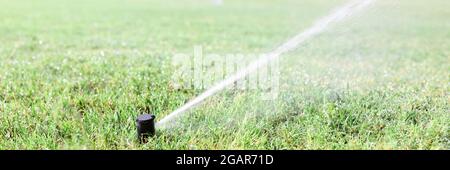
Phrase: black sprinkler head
[{"left": 136, "top": 114, "right": 156, "bottom": 143}]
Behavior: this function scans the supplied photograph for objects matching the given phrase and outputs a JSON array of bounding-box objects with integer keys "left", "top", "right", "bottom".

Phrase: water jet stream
[{"left": 157, "top": 0, "right": 375, "bottom": 128}]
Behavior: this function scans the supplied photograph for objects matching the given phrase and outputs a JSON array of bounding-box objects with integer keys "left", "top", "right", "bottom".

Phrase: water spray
[
  {"left": 136, "top": 0, "right": 376, "bottom": 140},
  {"left": 212, "top": 0, "right": 223, "bottom": 6}
]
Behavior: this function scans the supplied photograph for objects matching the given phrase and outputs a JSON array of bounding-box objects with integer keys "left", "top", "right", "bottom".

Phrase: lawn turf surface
[{"left": 0, "top": 0, "right": 448, "bottom": 149}]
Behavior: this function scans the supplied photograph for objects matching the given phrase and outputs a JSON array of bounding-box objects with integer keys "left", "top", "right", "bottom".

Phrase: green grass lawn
[{"left": 0, "top": 0, "right": 448, "bottom": 149}]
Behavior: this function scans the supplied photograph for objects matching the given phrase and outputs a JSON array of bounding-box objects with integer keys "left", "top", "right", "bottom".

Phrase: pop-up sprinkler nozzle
[{"left": 136, "top": 114, "right": 155, "bottom": 143}]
